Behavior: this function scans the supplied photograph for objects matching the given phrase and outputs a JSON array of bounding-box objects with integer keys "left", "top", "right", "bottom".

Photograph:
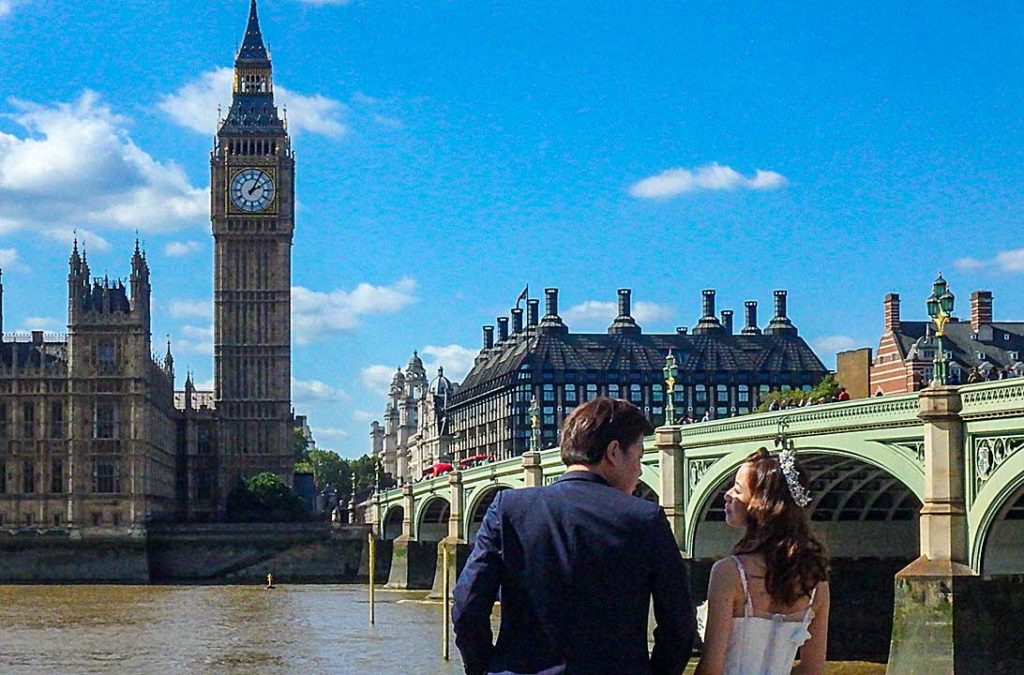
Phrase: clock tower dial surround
[{"left": 210, "top": 0, "right": 295, "bottom": 503}]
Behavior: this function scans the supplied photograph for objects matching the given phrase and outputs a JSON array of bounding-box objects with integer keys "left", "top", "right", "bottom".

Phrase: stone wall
[
  {"left": 0, "top": 532, "right": 149, "bottom": 583},
  {"left": 146, "top": 523, "right": 371, "bottom": 584}
]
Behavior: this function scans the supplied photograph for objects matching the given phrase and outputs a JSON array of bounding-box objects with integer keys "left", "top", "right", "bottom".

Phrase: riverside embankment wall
[{"left": 0, "top": 524, "right": 391, "bottom": 584}]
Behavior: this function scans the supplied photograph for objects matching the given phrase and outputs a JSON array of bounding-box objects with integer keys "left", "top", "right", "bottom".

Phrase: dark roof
[
  {"left": 453, "top": 329, "right": 828, "bottom": 403},
  {"left": 893, "top": 320, "right": 1024, "bottom": 370},
  {"left": 237, "top": 0, "right": 269, "bottom": 63},
  {"left": 0, "top": 339, "right": 67, "bottom": 371}
]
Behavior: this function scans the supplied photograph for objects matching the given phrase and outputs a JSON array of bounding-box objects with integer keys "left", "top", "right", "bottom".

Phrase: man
[{"left": 452, "top": 397, "right": 696, "bottom": 674}]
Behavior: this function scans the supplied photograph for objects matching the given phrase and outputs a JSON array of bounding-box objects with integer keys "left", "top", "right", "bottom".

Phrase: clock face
[{"left": 230, "top": 168, "right": 275, "bottom": 212}]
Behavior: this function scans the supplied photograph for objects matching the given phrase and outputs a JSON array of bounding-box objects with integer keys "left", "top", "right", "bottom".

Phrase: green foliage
[
  {"left": 755, "top": 374, "right": 841, "bottom": 413},
  {"left": 293, "top": 428, "right": 311, "bottom": 461},
  {"left": 225, "top": 472, "right": 306, "bottom": 522}
]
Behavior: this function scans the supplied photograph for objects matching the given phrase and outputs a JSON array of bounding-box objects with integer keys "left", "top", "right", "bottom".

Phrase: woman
[{"left": 695, "top": 447, "right": 830, "bottom": 675}]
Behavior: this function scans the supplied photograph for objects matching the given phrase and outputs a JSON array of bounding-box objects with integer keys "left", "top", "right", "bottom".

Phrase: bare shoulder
[
  {"left": 708, "top": 556, "right": 742, "bottom": 590},
  {"left": 813, "top": 580, "right": 831, "bottom": 606}
]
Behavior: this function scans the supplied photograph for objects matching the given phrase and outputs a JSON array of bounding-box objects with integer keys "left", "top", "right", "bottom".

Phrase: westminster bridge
[{"left": 372, "top": 379, "right": 1024, "bottom": 671}]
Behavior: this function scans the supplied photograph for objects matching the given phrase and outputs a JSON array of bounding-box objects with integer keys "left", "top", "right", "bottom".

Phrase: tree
[
  {"left": 756, "top": 374, "right": 841, "bottom": 412},
  {"left": 225, "top": 472, "right": 306, "bottom": 522}
]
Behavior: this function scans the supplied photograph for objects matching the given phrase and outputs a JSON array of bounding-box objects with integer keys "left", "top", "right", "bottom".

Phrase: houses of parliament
[{"left": 0, "top": 1, "right": 294, "bottom": 529}]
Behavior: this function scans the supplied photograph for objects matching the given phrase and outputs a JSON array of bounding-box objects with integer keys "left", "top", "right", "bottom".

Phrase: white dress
[{"left": 723, "top": 555, "right": 818, "bottom": 675}]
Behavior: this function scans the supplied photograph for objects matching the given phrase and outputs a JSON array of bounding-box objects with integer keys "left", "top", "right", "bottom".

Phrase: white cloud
[
  {"left": 956, "top": 249, "right": 1024, "bottom": 274},
  {"left": 420, "top": 344, "right": 477, "bottom": 383},
  {"left": 158, "top": 68, "right": 347, "bottom": 138},
  {"left": 628, "top": 163, "right": 787, "bottom": 199},
  {"left": 192, "top": 377, "right": 215, "bottom": 391},
  {"left": 0, "top": 1, "right": 27, "bottom": 19},
  {"left": 292, "top": 376, "right": 351, "bottom": 403},
  {"left": 562, "top": 300, "right": 674, "bottom": 327},
  {"left": 165, "top": 240, "right": 203, "bottom": 257},
  {"left": 168, "top": 299, "right": 210, "bottom": 319},
  {"left": 0, "top": 247, "right": 28, "bottom": 272},
  {"left": 18, "top": 316, "right": 61, "bottom": 332},
  {"left": 175, "top": 324, "right": 213, "bottom": 356},
  {"left": 352, "top": 409, "right": 376, "bottom": 423},
  {"left": 811, "top": 335, "right": 860, "bottom": 354},
  {"left": 0, "top": 92, "right": 206, "bottom": 238},
  {"left": 292, "top": 278, "right": 417, "bottom": 345},
  {"left": 361, "top": 364, "right": 398, "bottom": 396},
  {"left": 312, "top": 427, "right": 349, "bottom": 447}
]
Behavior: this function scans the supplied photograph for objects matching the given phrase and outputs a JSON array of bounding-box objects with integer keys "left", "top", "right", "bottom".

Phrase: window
[
  {"left": 629, "top": 384, "right": 643, "bottom": 404},
  {"left": 94, "top": 402, "right": 119, "bottom": 439},
  {"left": 0, "top": 404, "right": 6, "bottom": 439},
  {"left": 51, "top": 459, "right": 63, "bottom": 494},
  {"left": 584, "top": 384, "right": 598, "bottom": 401},
  {"left": 542, "top": 406, "right": 555, "bottom": 426},
  {"left": 112, "top": 513, "right": 122, "bottom": 527},
  {"left": 97, "top": 341, "right": 116, "bottom": 372},
  {"left": 92, "top": 512, "right": 101, "bottom": 526},
  {"left": 50, "top": 402, "right": 63, "bottom": 438},
  {"left": 738, "top": 385, "right": 750, "bottom": 403},
  {"left": 0, "top": 462, "right": 5, "bottom": 493},
  {"left": 716, "top": 384, "right": 729, "bottom": 403},
  {"left": 696, "top": 385, "right": 707, "bottom": 403},
  {"left": 1011, "top": 352, "right": 1020, "bottom": 361},
  {"left": 564, "top": 385, "right": 577, "bottom": 403},
  {"left": 673, "top": 384, "right": 684, "bottom": 405},
  {"left": 23, "top": 513, "right": 33, "bottom": 526},
  {"left": 53, "top": 512, "right": 62, "bottom": 526},
  {"left": 542, "top": 384, "right": 555, "bottom": 402},
  {"left": 93, "top": 457, "right": 120, "bottom": 494},
  {"left": 652, "top": 384, "right": 664, "bottom": 403},
  {"left": 22, "top": 402, "right": 34, "bottom": 439},
  {"left": 22, "top": 460, "right": 34, "bottom": 494},
  {"left": 607, "top": 384, "right": 620, "bottom": 399}
]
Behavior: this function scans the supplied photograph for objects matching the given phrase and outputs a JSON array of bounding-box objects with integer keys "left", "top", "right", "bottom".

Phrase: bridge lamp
[
  {"left": 528, "top": 395, "right": 541, "bottom": 453},
  {"left": 663, "top": 351, "right": 679, "bottom": 425},
  {"left": 926, "top": 273, "right": 955, "bottom": 386}
]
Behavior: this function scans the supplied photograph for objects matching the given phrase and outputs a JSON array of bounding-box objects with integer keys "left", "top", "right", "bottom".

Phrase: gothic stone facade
[
  {"left": 0, "top": 1, "right": 296, "bottom": 528},
  {"left": 0, "top": 246, "right": 178, "bottom": 530}
]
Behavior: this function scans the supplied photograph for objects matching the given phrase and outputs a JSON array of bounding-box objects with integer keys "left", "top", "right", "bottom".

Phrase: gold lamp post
[
  {"left": 926, "top": 273, "right": 955, "bottom": 387},
  {"left": 663, "top": 350, "right": 679, "bottom": 425}
]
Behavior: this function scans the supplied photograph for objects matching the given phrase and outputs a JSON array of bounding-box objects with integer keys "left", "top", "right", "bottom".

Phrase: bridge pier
[
  {"left": 430, "top": 471, "right": 467, "bottom": 599},
  {"left": 888, "top": 386, "right": 976, "bottom": 674},
  {"left": 655, "top": 426, "right": 686, "bottom": 553},
  {"left": 387, "top": 484, "right": 431, "bottom": 589}
]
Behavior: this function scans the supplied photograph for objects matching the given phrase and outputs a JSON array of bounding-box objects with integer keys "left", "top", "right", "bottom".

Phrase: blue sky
[{"left": 1, "top": 1, "right": 1023, "bottom": 456}]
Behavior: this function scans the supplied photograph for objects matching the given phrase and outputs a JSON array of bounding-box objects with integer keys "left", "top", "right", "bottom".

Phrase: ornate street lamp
[
  {"left": 663, "top": 350, "right": 679, "bottom": 425},
  {"left": 926, "top": 273, "right": 955, "bottom": 386},
  {"left": 528, "top": 395, "right": 541, "bottom": 452}
]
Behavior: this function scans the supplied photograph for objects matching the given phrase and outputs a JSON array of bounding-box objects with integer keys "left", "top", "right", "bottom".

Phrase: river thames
[{"left": 0, "top": 584, "right": 885, "bottom": 674}]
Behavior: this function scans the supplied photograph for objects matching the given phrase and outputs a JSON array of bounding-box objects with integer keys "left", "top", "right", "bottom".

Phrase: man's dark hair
[{"left": 560, "top": 397, "right": 655, "bottom": 466}]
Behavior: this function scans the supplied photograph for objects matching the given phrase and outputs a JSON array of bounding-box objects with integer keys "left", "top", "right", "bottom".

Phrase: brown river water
[{"left": 0, "top": 585, "right": 883, "bottom": 674}]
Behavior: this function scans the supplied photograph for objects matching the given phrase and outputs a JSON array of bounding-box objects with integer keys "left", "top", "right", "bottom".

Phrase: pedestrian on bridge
[
  {"left": 695, "top": 447, "right": 830, "bottom": 675},
  {"left": 452, "top": 396, "right": 696, "bottom": 675}
]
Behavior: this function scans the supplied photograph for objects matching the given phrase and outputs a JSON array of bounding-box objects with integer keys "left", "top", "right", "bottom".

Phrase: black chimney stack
[
  {"left": 511, "top": 307, "right": 524, "bottom": 334},
  {"left": 764, "top": 290, "right": 797, "bottom": 335},
  {"left": 497, "top": 317, "right": 509, "bottom": 343},
  {"left": 721, "top": 310, "right": 734, "bottom": 335},
  {"left": 693, "top": 289, "right": 724, "bottom": 334},
  {"left": 741, "top": 301, "right": 761, "bottom": 335},
  {"left": 609, "top": 288, "right": 641, "bottom": 336},
  {"left": 483, "top": 325, "right": 494, "bottom": 349},
  {"left": 538, "top": 288, "right": 568, "bottom": 334},
  {"left": 527, "top": 299, "right": 540, "bottom": 328}
]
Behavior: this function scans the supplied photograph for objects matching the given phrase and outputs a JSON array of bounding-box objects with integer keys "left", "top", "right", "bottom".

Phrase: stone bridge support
[
  {"left": 430, "top": 471, "right": 469, "bottom": 599},
  {"left": 655, "top": 426, "right": 686, "bottom": 552},
  {"left": 386, "top": 484, "right": 428, "bottom": 589},
  {"left": 888, "top": 386, "right": 977, "bottom": 674},
  {"left": 522, "top": 451, "right": 543, "bottom": 487}
]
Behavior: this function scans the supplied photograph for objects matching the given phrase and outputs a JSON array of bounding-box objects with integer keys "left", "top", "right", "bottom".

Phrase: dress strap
[
  {"left": 803, "top": 584, "right": 818, "bottom": 622},
  {"left": 731, "top": 556, "right": 754, "bottom": 617}
]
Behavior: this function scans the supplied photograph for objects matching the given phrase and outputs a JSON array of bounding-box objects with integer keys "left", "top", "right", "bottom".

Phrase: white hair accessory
[
  {"left": 778, "top": 445, "right": 812, "bottom": 507},
  {"left": 774, "top": 421, "right": 812, "bottom": 507}
]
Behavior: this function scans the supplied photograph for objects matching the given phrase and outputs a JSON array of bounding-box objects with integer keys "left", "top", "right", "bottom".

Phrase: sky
[{"left": 1, "top": 0, "right": 1023, "bottom": 457}]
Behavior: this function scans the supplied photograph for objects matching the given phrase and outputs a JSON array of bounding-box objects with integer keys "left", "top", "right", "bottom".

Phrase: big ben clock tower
[{"left": 211, "top": 0, "right": 294, "bottom": 497}]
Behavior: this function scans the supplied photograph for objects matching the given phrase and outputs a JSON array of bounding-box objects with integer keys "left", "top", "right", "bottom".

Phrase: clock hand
[{"left": 247, "top": 183, "right": 260, "bottom": 196}]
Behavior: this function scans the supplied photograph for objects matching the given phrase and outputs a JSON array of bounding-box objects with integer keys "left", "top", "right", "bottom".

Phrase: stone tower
[{"left": 211, "top": 0, "right": 295, "bottom": 494}]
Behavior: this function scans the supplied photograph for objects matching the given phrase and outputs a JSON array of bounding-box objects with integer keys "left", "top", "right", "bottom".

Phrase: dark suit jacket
[{"left": 452, "top": 471, "right": 695, "bottom": 675}]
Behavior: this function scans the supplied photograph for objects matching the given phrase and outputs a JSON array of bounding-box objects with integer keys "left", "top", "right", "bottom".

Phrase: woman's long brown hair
[{"left": 732, "top": 447, "right": 829, "bottom": 606}]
